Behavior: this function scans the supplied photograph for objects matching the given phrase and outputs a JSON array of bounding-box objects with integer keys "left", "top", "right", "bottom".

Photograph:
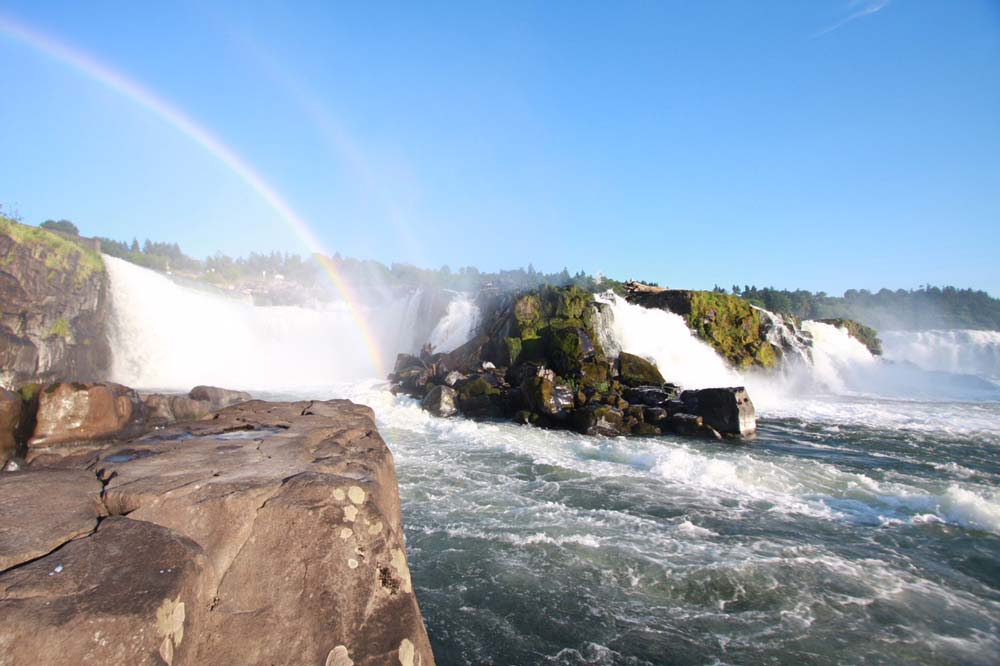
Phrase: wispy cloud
[{"left": 813, "top": 0, "right": 891, "bottom": 38}]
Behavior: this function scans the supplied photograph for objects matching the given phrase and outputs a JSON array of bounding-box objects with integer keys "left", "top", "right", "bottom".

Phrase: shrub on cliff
[{"left": 40, "top": 219, "right": 79, "bottom": 236}]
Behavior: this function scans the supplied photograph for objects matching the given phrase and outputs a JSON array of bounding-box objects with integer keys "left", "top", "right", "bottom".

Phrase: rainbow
[{"left": 0, "top": 13, "right": 386, "bottom": 376}]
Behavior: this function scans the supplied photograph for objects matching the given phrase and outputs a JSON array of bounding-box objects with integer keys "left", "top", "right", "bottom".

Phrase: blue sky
[{"left": 0, "top": 1, "right": 997, "bottom": 294}]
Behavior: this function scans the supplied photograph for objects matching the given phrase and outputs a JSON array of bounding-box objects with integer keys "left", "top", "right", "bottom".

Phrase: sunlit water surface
[{"left": 261, "top": 384, "right": 1000, "bottom": 666}]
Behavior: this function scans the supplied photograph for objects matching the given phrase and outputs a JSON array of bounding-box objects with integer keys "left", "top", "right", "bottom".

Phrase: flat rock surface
[
  {"left": 0, "top": 399, "right": 435, "bottom": 666},
  {"left": 0, "top": 469, "right": 106, "bottom": 572},
  {"left": 0, "top": 516, "right": 207, "bottom": 665}
]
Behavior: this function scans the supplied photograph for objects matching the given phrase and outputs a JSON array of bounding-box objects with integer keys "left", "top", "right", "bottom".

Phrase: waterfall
[
  {"left": 104, "top": 256, "right": 999, "bottom": 402},
  {"left": 882, "top": 330, "right": 1000, "bottom": 380},
  {"left": 597, "top": 293, "right": 999, "bottom": 403},
  {"left": 428, "top": 293, "right": 480, "bottom": 353},
  {"left": 104, "top": 256, "right": 443, "bottom": 390},
  {"left": 595, "top": 293, "right": 742, "bottom": 388}
]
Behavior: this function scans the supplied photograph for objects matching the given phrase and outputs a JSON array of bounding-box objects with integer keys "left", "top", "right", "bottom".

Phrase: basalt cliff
[{"left": 0, "top": 217, "right": 112, "bottom": 388}]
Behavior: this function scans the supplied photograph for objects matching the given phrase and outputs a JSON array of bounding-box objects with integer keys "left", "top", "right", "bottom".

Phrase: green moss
[
  {"left": 513, "top": 294, "right": 542, "bottom": 337},
  {"left": 686, "top": 291, "right": 780, "bottom": 370},
  {"left": 457, "top": 376, "right": 500, "bottom": 400},
  {"left": 580, "top": 361, "right": 609, "bottom": 389},
  {"left": 0, "top": 215, "right": 104, "bottom": 286},
  {"left": 504, "top": 337, "right": 523, "bottom": 366},
  {"left": 618, "top": 352, "right": 665, "bottom": 386},
  {"left": 17, "top": 383, "right": 41, "bottom": 402},
  {"left": 46, "top": 317, "right": 73, "bottom": 342}
]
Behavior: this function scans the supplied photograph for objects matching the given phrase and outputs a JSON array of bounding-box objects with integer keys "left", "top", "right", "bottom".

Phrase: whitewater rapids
[{"left": 104, "top": 258, "right": 1000, "bottom": 665}]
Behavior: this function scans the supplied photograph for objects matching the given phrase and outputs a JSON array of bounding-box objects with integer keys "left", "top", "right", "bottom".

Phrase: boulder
[
  {"left": 395, "top": 366, "right": 431, "bottom": 394},
  {"left": 421, "top": 385, "right": 458, "bottom": 417},
  {"left": 632, "top": 422, "right": 661, "bottom": 437},
  {"left": 28, "top": 382, "right": 148, "bottom": 460},
  {"left": 459, "top": 393, "right": 506, "bottom": 418},
  {"left": 521, "top": 376, "right": 574, "bottom": 417},
  {"left": 617, "top": 352, "right": 665, "bottom": 387},
  {"left": 143, "top": 386, "right": 252, "bottom": 426},
  {"left": 670, "top": 413, "right": 704, "bottom": 437},
  {"left": 392, "top": 353, "right": 424, "bottom": 376},
  {"left": 642, "top": 406, "right": 669, "bottom": 429},
  {"left": 0, "top": 399, "right": 436, "bottom": 666},
  {"left": 552, "top": 384, "right": 576, "bottom": 414},
  {"left": 187, "top": 385, "right": 251, "bottom": 410},
  {"left": 623, "top": 384, "right": 680, "bottom": 407},
  {"left": 573, "top": 404, "right": 626, "bottom": 437},
  {"left": 679, "top": 387, "right": 756, "bottom": 436}
]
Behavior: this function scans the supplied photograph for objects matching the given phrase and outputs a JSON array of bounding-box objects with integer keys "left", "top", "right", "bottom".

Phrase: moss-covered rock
[
  {"left": 816, "top": 318, "right": 883, "bottom": 356},
  {"left": 573, "top": 404, "right": 626, "bottom": 437},
  {"left": 625, "top": 287, "right": 780, "bottom": 371},
  {"left": 617, "top": 352, "right": 665, "bottom": 387}
]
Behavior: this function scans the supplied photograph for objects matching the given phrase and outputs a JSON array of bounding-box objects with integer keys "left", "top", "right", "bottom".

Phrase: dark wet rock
[
  {"left": 670, "top": 413, "right": 705, "bottom": 436},
  {"left": 514, "top": 410, "right": 541, "bottom": 425},
  {"left": 0, "top": 399, "right": 436, "bottom": 666},
  {"left": 455, "top": 374, "right": 501, "bottom": 402},
  {"left": 632, "top": 422, "right": 662, "bottom": 437},
  {"left": 623, "top": 384, "right": 681, "bottom": 407},
  {"left": 27, "top": 382, "right": 148, "bottom": 461},
  {"left": 574, "top": 404, "right": 626, "bottom": 437},
  {"left": 665, "top": 399, "right": 687, "bottom": 416},
  {"left": 521, "top": 376, "right": 574, "bottom": 417},
  {"left": 679, "top": 387, "right": 756, "bottom": 436},
  {"left": 459, "top": 393, "right": 506, "bottom": 418},
  {"left": 552, "top": 384, "right": 576, "bottom": 414},
  {"left": 0, "top": 388, "right": 21, "bottom": 464},
  {"left": 642, "top": 406, "right": 669, "bottom": 428},
  {"left": 393, "top": 353, "right": 424, "bottom": 376},
  {"left": 395, "top": 366, "right": 431, "bottom": 394},
  {"left": 422, "top": 384, "right": 458, "bottom": 417},
  {"left": 617, "top": 352, "right": 665, "bottom": 387}
]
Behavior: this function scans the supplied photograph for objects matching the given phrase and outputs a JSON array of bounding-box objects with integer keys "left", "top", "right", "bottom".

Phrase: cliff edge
[{"left": 0, "top": 217, "right": 111, "bottom": 388}]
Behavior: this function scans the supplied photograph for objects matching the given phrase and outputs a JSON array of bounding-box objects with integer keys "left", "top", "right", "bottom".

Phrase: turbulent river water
[{"left": 105, "top": 257, "right": 1000, "bottom": 665}]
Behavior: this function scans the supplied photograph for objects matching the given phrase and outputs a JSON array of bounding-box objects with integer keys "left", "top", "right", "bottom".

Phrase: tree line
[
  {"left": 725, "top": 285, "right": 1000, "bottom": 330},
  {"left": 17, "top": 211, "right": 998, "bottom": 331}
]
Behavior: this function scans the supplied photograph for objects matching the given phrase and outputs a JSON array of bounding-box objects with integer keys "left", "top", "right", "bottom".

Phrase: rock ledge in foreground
[{"left": 0, "top": 399, "right": 435, "bottom": 666}]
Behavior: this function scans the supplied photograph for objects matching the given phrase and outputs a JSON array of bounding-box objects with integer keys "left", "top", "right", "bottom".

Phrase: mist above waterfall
[{"left": 105, "top": 255, "right": 452, "bottom": 390}]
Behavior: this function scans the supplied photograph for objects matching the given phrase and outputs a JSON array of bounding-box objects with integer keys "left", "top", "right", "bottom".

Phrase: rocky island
[{"left": 390, "top": 285, "right": 758, "bottom": 439}]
